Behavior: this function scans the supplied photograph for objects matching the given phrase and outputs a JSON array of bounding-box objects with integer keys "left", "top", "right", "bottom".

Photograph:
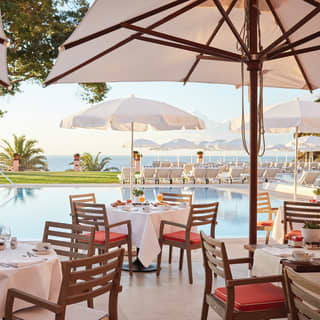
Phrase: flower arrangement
[
  {"left": 133, "top": 188, "right": 144, "bottom": 197},
  {"left": 197, "top": 151, "right": 203, "bottom": 155},
  {"left": 133, "top": 151, "right": 142, "bottom": 161},
  {"left": 313, "top": 188, "right": 320, "bottom": 196}
]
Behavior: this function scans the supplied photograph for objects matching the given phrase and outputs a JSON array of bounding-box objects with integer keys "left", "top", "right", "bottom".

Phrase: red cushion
[
  {"left": 163, "top": 231, "right": 201, "bottom": 244},
  {"left": 257, "top": 220, "right": 274, "bottom": 227},
  {"left": 285, "top": 229, "right": 302, "bottom": 240},
  {"left": 86, "top": 230, "right": 127, "bottom": 245},
  {"left": 215, "top": 283, "right": 285, "bottom": 312}
]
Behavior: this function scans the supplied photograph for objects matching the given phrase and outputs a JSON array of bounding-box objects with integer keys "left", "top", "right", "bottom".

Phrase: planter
[
  {"left": 13, "top": 153, "right": 19, "bottom": 160},
  {"left": 74, "top": 153, "right": 80, "bottom": 161},
  {"left": 301, "top": 228, "right": 320, "bottom": 243}
]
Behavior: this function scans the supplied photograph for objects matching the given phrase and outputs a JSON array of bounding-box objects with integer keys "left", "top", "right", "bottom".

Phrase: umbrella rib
[
  {"left": 259, "top": 5, "right": 320, "bottom": 57},
  {"left": 212, "top": 0, "right": 250, "bottom": 58},
  {"left": 267, "top": 45, "right": 320, "bottom": 60},
  {"left": 265, "top": 0, "right": 313, "bottom": 92},
  {"left": 63, "top": 0, "right": 193, "bottom": 50},
  {"left": 182, "top": 0, "right": 238, "bottom": 85},
  {"left": 45, "top": 0, "right": 207, "bottom": 86},
  {"left": 122, "top": 23, "right": 242, "bottom": 61},
  {"left": 303, "top": 0, "right": 320, "bottom": 8}
]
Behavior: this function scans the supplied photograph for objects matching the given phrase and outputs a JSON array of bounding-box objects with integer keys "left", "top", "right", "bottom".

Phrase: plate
[{"left": 32, "top": 248, "right": 52, "bottom": 255}]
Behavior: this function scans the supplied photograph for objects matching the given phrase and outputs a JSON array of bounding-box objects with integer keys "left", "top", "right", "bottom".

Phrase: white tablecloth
[
  {"left": 107, "top": 205, "right": 190, "bottom": 267},
  {"left": 252, "top": 247, "right": 320, "bottom": 277},
  {"left": 0, "top": 242, "right": 62, "bottom": 317},
  {"left": 271, "top": 206, "right": 304, "bottom": 244}
]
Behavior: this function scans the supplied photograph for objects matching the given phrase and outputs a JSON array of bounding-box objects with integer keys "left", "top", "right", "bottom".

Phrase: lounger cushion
[
  {"left": 163, "top": 231, "right": 201, "bottom": 244},
  {"left": 285, "top": 229, "right": 302, "bottom": 240},
  {"left": 214, "top": 283, "right": 285, "bottom": 312},
  {"left": 13, "top": 304, "right": 108, "bottom": 320},
  {"left": 257, "top": 220, "right": 274, "bottom": 227},
  {"left": 85, "top": 230, "right": 127, "bottom": 245}
]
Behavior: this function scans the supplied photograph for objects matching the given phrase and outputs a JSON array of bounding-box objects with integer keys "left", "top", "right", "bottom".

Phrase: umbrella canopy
[
  {"left": 0, "top": 13, "right": 9, "bottom": 88},
  {"left": 287, "top": 135, "right": 320, "bottom": 152},
  {"left": 61, "top": 95, "right": 204, "bottom": 198},
  {"left": 46, "top": 0, "right": 320, "bottom": 252},
  {"left": 46, "top": 0, "right": 320, "bottom": 91},
  {"left": 230, "top": 99, "right": 320, "bottom": 198},
  {"left": 160, "top": 138, "right": 198, "bottom": 150}
]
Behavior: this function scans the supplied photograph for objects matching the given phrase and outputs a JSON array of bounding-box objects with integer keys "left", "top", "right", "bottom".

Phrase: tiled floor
[{"left": 91, "top": 238, "right": 287, "bottom": 320}]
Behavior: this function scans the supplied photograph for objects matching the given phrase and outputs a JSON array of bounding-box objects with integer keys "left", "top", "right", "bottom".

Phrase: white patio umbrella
[
  {"left": 46, "top": 0, "right": 320, "bottom": 251},
  {"left": 0, "top": 13, "right": 9, "bottom": 88},
  {"left": 60, "top": 95, "right": 205, "bottom": 198},
  {"left": 230, "top": 99, "right": 320, "bottom": 199}
]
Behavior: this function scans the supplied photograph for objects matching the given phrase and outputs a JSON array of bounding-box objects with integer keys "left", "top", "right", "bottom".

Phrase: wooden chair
[
  {"left": 284, "top": 201, "right": 320, "bottom": 243},
  {"left": 161, "top": 192, "right": 192, "bottom": 206},
  {"left": 284, "top": 267, "right": 320, "bottom": 320},
  {"left": 43, "top": 221, "right": 95, "bottom": 259},
  {"left": 74, "top": 202, "right": 133, "bottom": 275},
  {"left": 157, "top": 202, "right": 218, "bottom": 284},
  {"left": 5, "top": 249, "right": 124, "bottom": 320},
  {"left": 256, "top": 192, "right": 278, "bottom": 244},
  {"left": 69, "top": 193, "right": 96, "bottom": 223},
  {"left": 200, "top": 231, "right": 287, "bottom": 320}
]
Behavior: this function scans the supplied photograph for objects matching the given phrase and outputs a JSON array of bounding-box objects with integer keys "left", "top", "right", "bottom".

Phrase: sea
[{"left": 46, "top": 155, "right": 293, "bottom": 171}]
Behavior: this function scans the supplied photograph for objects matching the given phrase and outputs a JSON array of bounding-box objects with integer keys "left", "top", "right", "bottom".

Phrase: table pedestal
[{"left": 122, "top": 248, "right": 157, "bottom": 272}]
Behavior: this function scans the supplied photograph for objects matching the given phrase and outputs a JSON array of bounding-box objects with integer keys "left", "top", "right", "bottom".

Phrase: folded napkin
[
  {"left": 262, "top": 247, "right": 294, "bottom": 258},
  {"left": 0, "top": 258, "right": 45, "bottom": 268}
]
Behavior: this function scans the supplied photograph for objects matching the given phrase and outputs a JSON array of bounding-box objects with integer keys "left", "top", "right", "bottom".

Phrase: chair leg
[
  {"left": 127, "top": 241, "right": 133, "bottom": 277},
  {"left": 179, "top": 248, "right": 184, "bottom": 270},
  {"left": 168, "top": 246, "right": 173, "bottom": 264},
  {"left": 157, "top": 241, "right": 163, "bottom": 277},
  {"left": 186, "top": 249, "right": 193, "bottom": 284},
  {"left": 266, "top": 231, "right": 270, "bottom": 245},
  {"left": 201, "top": 295, "right": 209, "bottom": 320}
]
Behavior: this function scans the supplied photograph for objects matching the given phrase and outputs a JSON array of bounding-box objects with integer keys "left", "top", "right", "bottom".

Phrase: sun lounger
[
  {"left": 139, "top": 167, "right": 156, "bottom": 184},
  {"left": 222, "top": 167, "right": 244, "bottom": 184},
  {"left": 155, "top": 168, "right": 170, "bottom": 184},
  {"left": 298, "top": 170, "right": 320, "bottom": 186},
  {"left": 160, "top": 161, "right": 171, "bottom": 168},
  {"left": 172, "top": 162, "right": 185, "bottom": 168},
  {"left": 170, "top": 168, "right": 184, "bottom": 184},
  {"left": 187, "top": 167, "right": 206, "bottom": 184},
  {"left": 263, "top": 168, "right": 280, "bottom": 182},
  {"left": 183, "top": 163, "right": 193, "bottom": 175},
  {"left": 152, "top": 161, "right": 160, "bottom": 167},
  {"left": 205, "top": 168, "right": 220, "bottom": 184},
  {"left": 117, "top": 167, "right": 131, "bottom": 184}
]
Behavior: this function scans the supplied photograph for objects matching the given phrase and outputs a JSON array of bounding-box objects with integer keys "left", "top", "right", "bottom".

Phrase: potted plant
[
  {"left": 197, "top": 150, "right": 204, "bottom": 163},
  {"left": 73, "top": 153, "right": 80, "bottom": 161},
  {"left": 13, "top": 153, "right": 19, "bottom": 160},
  {"left": 313, "top": 188, "right": 320, "bottom": 201},
  {"left": 133, "top": 188, "right": 144, "bottom": 203},
  {"left": 133, "top": 151, "right": 140, "bottom": 161},
  {"left": 301, "top": 222, "right": 320, "bottom": 243}
]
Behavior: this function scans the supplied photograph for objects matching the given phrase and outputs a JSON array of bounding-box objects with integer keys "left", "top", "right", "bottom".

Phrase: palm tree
[
  {"left": 0, "top": 135, "right": 48, "bottom": 171},
  {"left": 79, "top": 152, "right": 118, "bottom": 171}
]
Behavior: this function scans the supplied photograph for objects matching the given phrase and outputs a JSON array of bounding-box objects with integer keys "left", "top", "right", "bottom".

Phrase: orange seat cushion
[
  {"left": 86, "top": 230, "right": 127, "bottom": 245},
  {"left": 163, "top": 231, "right": 201, "bottom": 244},
  {"left": 285, "top": 229, "right": 302, "bottom": 240},
  {"left": 215, "top": 283, "right": 285, "bottom": 312},
  {"left": 257, "top": 220, "right": 274, "bottom": 227}
]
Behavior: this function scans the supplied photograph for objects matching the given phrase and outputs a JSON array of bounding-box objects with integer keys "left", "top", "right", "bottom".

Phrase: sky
[{"left": 0, "top": 81, "right": 319, "bottom": 156}]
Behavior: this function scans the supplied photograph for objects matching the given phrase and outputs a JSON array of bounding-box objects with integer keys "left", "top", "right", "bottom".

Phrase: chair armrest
[
  {"left": 5, "top": 288, "right": 63, "bottom": 317},
  {"left": 160, "top": 220, "right": 187, "bottom": 229},
  {"left": 109, "top": 220, "right": 131, "bottom": 229},
  {"left": 228, "top": 257, "right": 251, "bottom": 265},
  {"left": 226, "top": 275, "right": 283, "bottom": 287}
]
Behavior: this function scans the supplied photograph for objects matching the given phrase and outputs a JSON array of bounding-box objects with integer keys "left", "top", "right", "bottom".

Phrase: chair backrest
[
  {"left": 184, "top": 163, "right": 193, "bottom": 174},
  {"left": 170, "top": 168, "right": 183, "bottom": 178},
  {"left": 69, "top": 193, "right": 96, "bottom": 224},
  {"left": 299, "top": 171, "right": 320, "bottom": 185},
  {"left": 206, "top": 168, "right": 219, "bottom": 178},
  {"left": 142, "top": 167, "right": 155, "bottom": 178},
  {"left": 193, "top": 167, "right": 206, "bottom": 178},
  {"left": 162, "top": 192, "right": 192, "bottom": 205},
  {"left": 74, "top": 202, "right": 110, "bottom": 247},
  {"left": 156, "top": 168, "right": 170, "bottom": 178},
  {"left": 263, "top": 168, "right": 279, "bottom": 178},
  {"left": 187, "top": 202, "right": 219, "bottom": 237},
  {"left": 284, "top": 201, "right": 320, "bottom": 243},
  {"left": 228, "top": 167, "right": 242, "bottom": 177},
  {"left": 200, "top": 231, "right": 232, "bottom": 282},
  {"left": 42, "top": 221, "right": 95, "bottom": 259},
  {"left": 257, "top": 192, "right": 273, "bottom": 221},
  {"left": 122, "top": 167, "right": 131, "bottom": 178},
  {"left": 58, "top": 249, "right": 124, "bottom": 320},
  {"left": 160, "top": 161, "right": 171, "bottom": 167},
  {"left": 284, "top": 267, "right": 320, "bottom": 320},
  {"left": 152, "top": 161, "right": 160, "bottom": 167}
]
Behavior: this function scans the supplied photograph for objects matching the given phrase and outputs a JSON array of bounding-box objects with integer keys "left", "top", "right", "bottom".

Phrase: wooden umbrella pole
[
  {"left": 248, "top": 0, "right": 259, "bottom": 264},
  {"left": 131, "top": 122, "right": 134, "bottom": 200}
]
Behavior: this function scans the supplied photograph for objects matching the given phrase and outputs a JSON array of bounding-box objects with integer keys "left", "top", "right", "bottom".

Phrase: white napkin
[{"left": 0, "top": 258, "right": 45, "bottom": 268}]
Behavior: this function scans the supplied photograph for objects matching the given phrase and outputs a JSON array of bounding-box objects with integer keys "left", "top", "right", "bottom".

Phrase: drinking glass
[
  {"left": 157, "top": 193, "right": 163, "bottom": 202},
  {"left": 0, "top": 225, "right": 11, "bottom": 246},
  {"left": 139, "top": 195, "right": 145, "bottom": 203}
]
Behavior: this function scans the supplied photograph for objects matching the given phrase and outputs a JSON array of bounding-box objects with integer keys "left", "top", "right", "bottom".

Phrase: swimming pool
[{"left": 0, "top": 186, "right": 283, "bottom": 240}]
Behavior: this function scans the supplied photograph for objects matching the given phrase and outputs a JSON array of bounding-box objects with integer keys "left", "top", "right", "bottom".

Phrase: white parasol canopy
[
  {"left": 287, "top": 135, "right": 320, "bottom": 152},
  {"left": 230, "top": 99, "right": 320, "bottom": 198},
  {"left": 60, "top": 95, "right": 205, "bottom": 198},
  {"left": 0, "top": 13, "right": 9, "bottom": 88}
]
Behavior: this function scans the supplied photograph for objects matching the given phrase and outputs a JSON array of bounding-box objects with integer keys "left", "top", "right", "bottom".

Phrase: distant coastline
[{"left": 45, "top": 155, "right": 293, "bottom": 172}]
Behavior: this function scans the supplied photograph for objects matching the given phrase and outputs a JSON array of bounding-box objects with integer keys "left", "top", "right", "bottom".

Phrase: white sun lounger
[
  {"left": 139, "top": 167, "right": 156, "bottom": 184},
  {"left": 155, "top": 168, "right": 170, "bottom": 184},
  {"left": 263, "top": 168, "right": 280, "bottom": 182},
  {"left": 117, "top": 167, "right": 131, "bottom": 184},
  {"left": 152, "top": 161, "right": 160, "bottom": 167},
  {"left": 299, "top": 171, "right": 320, "bottom": 186},
  {"left": 188, "top": 167, "right": 206, "bottom": 184},
  {"left": 160, "top": 161, "right": 171, "bottom": 168},
  {"left": 222, "top": 167, "right": 244, "bottom": 184},
  {"left": 206, "top": 168, "right": 220, "bottom": 184},
  {"left": 170, "top": 168, "right": 184, "bottom": 184}
]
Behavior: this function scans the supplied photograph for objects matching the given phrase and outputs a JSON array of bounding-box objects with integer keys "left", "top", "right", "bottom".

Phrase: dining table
[
  {"left": 0, "top": 242, "right": 62, "bottom": 318},
  {"left": 106, "top": 203, "right": 191, "bottom": 271}
]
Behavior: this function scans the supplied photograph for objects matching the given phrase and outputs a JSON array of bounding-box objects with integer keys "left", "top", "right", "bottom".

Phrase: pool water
[{"left": 0, "top": 186, "right": 283, "bottom": 240}]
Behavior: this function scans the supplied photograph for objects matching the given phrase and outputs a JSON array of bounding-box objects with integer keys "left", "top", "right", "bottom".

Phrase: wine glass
[
  {"left": 157, "top": 193, "right": 163, "bottom": 202},
  {"left": 0, "top": 225, "right": 11, "bottom": 246}
]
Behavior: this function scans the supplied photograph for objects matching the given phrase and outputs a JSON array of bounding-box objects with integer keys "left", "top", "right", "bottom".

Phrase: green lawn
[{"left": 0, "top": 171, "right": 121, "bottom": 184}]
